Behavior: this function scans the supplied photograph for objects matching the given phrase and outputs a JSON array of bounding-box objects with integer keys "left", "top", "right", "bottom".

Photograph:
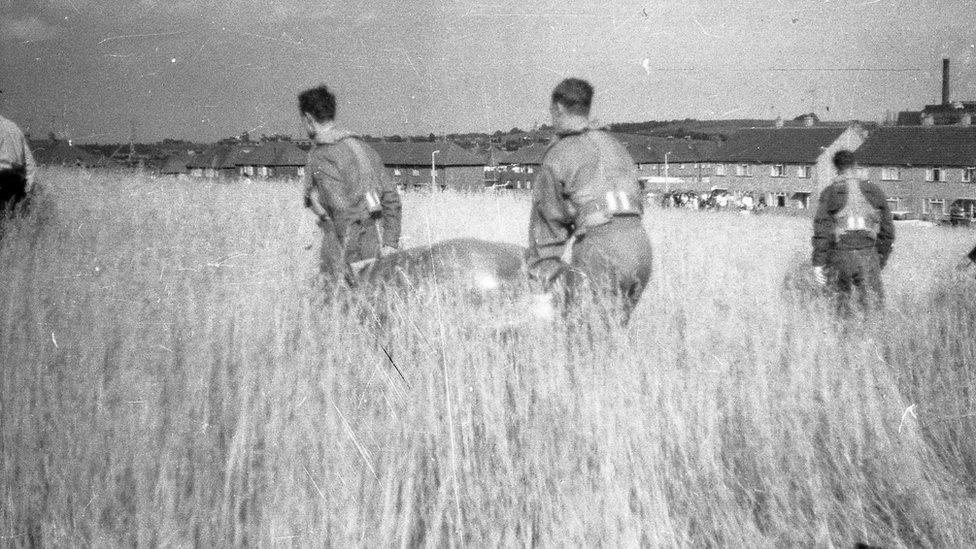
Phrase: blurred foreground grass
[{"left": 1, "top": 168, "right": 976, "bottom": 546}]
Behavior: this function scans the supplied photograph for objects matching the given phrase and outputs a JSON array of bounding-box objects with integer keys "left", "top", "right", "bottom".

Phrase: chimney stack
[{"left": 942, "top": 58, "right": 950, "bottom": 105}]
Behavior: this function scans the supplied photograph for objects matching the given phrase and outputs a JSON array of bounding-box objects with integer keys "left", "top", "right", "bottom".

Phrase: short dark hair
[
  {"left": 833, "top": 149, "right": 856, "bottom": 171},
  {"left": 298, "top": 85, "right": 336, "bottom": 123},
  {"left": 551, "top": 78, "right": 593, "bottom": 116}
]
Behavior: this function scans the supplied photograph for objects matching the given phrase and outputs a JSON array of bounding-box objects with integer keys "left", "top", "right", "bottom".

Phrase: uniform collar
[
  {"left": 313, "top": 124, "right": 356, "bottom": 145},
  {"left": 555, "top": 118, "right": 607, "bottom": 137}
]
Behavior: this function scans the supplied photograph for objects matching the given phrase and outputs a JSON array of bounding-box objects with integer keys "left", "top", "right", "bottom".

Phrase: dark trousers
[
  {"left": 826, "top": 248, "right": 884, "bottom": 316},
  {"left": 0, "top": 169, "right": 27, "bottom": 212},
  {"left": 319, "top": 217, "right": 383, "bottom": 284},
  {"left": 560, "top": 218, "right": 653, "bottom": 326}
]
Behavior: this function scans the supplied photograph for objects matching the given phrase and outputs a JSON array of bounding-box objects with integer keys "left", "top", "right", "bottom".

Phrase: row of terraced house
[
  {"left": 157, "top": 123, "right": 976, "bottom": 222},
  {"left": 160, "top": 140, "right": 488, "bottom": 191},
  {"left": 492, "top": 123, "right": 976, "bottom": 221}
]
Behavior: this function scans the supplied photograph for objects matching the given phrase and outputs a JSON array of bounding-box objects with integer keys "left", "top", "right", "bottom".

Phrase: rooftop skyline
[{"left": 2, "top": 0, "right": 975, "bottom": 144}]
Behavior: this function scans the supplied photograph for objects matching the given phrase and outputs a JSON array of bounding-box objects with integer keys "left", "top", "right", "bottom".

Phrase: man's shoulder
[
  {"left": 543, "top": 132, "right": 594, "bottom": 163},
  {"left": 0, "top": 115, "right": 23, "bottom": 136},
  {"left": 857, "top": 179, "right": 886, "bottom": 194}
]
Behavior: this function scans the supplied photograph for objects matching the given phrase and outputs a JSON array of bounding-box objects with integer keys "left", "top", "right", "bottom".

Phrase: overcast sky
[{"left": 1, "top": 0, "right": 974, "bottom": 143}]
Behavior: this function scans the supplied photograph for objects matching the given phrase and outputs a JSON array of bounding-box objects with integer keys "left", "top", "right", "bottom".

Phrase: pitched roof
[
  {"left": 370, "top": 141, "right": 486, "bottom": 167},
  {"left": 609, "top": 132, "right": 718, "bottom": 164},
  {"left": 489, "top": 133, "right": 719, "bottom": 166},
  {"left": 711, "top": 127, "right": 849, "bottom": 163},
  {"left": 186, "top": 145, "right": 240, "bottom": 169},
  {"left": 498, "top": 143, "right": 548, "bottom": 165},
  {"left": 29, "top": 139, "right": 112, "bottom": 167},
  {"left": 160, "top": 152, "right": 193, "bottom": 174},
  {"left": 855, "top": 126, "right": 976, "bottom": 167},
  {"left": 235, "top": 141, "right": 307, "bottom": 167}
]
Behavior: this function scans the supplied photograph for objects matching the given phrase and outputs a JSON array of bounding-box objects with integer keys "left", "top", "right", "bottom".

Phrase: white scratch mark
[
  {"left": 97, "top": 31, "right": 187, "bottom": 45},
  {"left": 898, "top": 404, "right": 917, "bottom": 434},
  {"left": 692, "top": 16, "right": 722, "bottom": 38},
  {"left": 400, "top": 48, "right": 423, "bottom": 79},
  {"left": 611, "top": 10, "right": 639, "bottom": 33},
  {"left": 332, "top": 402, "right": 378, "bottom": 480}
]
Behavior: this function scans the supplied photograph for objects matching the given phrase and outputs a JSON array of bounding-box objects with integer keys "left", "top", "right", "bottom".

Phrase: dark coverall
[
  {"left": 303, "top": 128, "right": 402, "bottom": 280},
  {"left": 812, "top": 174, "right": 895, "bottom": 315},
  {"left": 0, "top": 115, "right": 36, "bottom": 214},
  {"left": 526, "top": 128, "right": 653, "bottom": 325}
]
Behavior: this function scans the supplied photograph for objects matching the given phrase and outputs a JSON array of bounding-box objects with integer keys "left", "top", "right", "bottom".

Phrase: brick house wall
[
  {"left": 707, "top": 162, "right": 820, "bottom": 208},
  {"left": 445, "top": 166, "right": 489, "bottom": 191},
  {"left": 865, "top": 165, "right": 976, "bottom": 219},
  {"left": 388, "top": 167, "right": 440, "bottom": 189}
]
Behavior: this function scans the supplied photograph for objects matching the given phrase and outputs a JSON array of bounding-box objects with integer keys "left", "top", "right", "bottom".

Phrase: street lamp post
[
  {"left": 663, "top": 151, "right": 671, "bottom": 193},
  {"left": 431, "top": 150, "right": 441, "bottom": 190}
]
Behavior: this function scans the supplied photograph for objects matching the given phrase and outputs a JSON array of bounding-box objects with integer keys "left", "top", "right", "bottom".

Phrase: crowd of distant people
[{"left": 654, "top": 190, "right": 768, "bottom": 213}]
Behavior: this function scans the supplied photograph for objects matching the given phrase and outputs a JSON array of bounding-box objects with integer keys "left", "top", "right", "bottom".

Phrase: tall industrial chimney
[{"left": 942, "top": 58, "right": 950, "bottom": 105}]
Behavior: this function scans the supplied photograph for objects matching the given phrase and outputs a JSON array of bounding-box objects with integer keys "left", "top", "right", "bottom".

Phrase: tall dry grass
[{"left": 1, "top": 168, "right": 975, "bottom": 546}]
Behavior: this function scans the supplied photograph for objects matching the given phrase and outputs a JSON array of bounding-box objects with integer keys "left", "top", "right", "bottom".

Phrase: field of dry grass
[{"left": 2, "top": 168, "right": 976, "bottom": 546}]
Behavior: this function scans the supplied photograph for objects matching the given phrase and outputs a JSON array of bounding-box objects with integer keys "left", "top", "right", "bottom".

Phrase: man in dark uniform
[
  {"left": 298, "top": 85, "right": 401, "bottom": 282},
  {"left": 0, "top": 107, "right": 36, "bottom": 216},
  {"left": 812, "top": 149, "right": 895, "bottom": 315},
  {"left": 525, "top": 78, "right": 653, "bottom": 326}
]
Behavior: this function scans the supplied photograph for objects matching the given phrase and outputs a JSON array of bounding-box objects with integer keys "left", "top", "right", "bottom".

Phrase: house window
[
  {"left": 886, "top": 197, "right": 902, "bottom": 211},
  {"left": 881, "top": 167, "right": 901, "bottom": 181},
  {"left": 241, "top": 166, "right": 254, "bottom": 176},
  {"left": 797, "top": 165, "right": 811, "bottom": 179},
  {"left": 526, "top": 181, "right": 532, "bottom": 190},
  {"left": 774, "top": 193, "right": 787, "bottom": 208},
  {"left": 735, "top": 164, "right": 753, "bottom": 177},
  {"left": 963, "top": 167, "right": 976, "bottom": 183},
  {"left": 770, "top": 164, "right": 786, "bottom": 177},
  {"left": 714, "top": 164, "right": 726, "bottom": 176},
  {"left": 258, "top": 166, "right": 269, "bottom": 177},
  {"left": 679, "top": 164, "right": 686, "bottom": 170},
  {"left": 411, "top": 169, "right": 420, "bottom": 176},
  {"left": 923, "top": 198, "right": 946, "bottom": 216},
  {"left": 527, "top": 167, "right": 534, "bottom": 174},
  {"left": 925, "top": 167, "right": 946, "bottom": 182},
  {"left": 297, "top": 167, "right": 305, "bottom": 177},
  {"left": 393, "top": 169, "right": 402, "bottom": 176}
]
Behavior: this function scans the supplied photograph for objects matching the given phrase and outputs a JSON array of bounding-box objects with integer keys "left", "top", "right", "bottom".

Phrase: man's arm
[
  {"left": 22, "top": 137, "right": 36, "bottom": 193},
  {"left": 872, "top": 185, "right": 895, "bottom": 268},
  {"left": 811, "top": 187, "right": 835, "bottom": 266},
  {"left": 526, "top": 163, "right": 573, "bottom": 286},
  {"left": 302, "top": 153, "right": 326, "bottom": 217},
  {"left": 379, "top": 170, "right": 401, "bottom": 249}
]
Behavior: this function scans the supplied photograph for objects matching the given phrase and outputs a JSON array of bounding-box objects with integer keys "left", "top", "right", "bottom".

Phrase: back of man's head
[
  {"left": 298, "top": 85, "right": 336, "bottom": 123},
  {"left": 833, "top": 149, "right": 856, "bottom": 172},
  {"left": 551, "top": 78, "right": 593, "bottom": 116}
]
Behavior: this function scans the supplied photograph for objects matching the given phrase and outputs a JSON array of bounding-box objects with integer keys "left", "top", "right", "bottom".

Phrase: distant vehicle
[
  {"left": 948, "top": 204, "right": 973, "bottom": 227},
  {"left": 485, "top": 181, "right": 513, "bottom": 191}
]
